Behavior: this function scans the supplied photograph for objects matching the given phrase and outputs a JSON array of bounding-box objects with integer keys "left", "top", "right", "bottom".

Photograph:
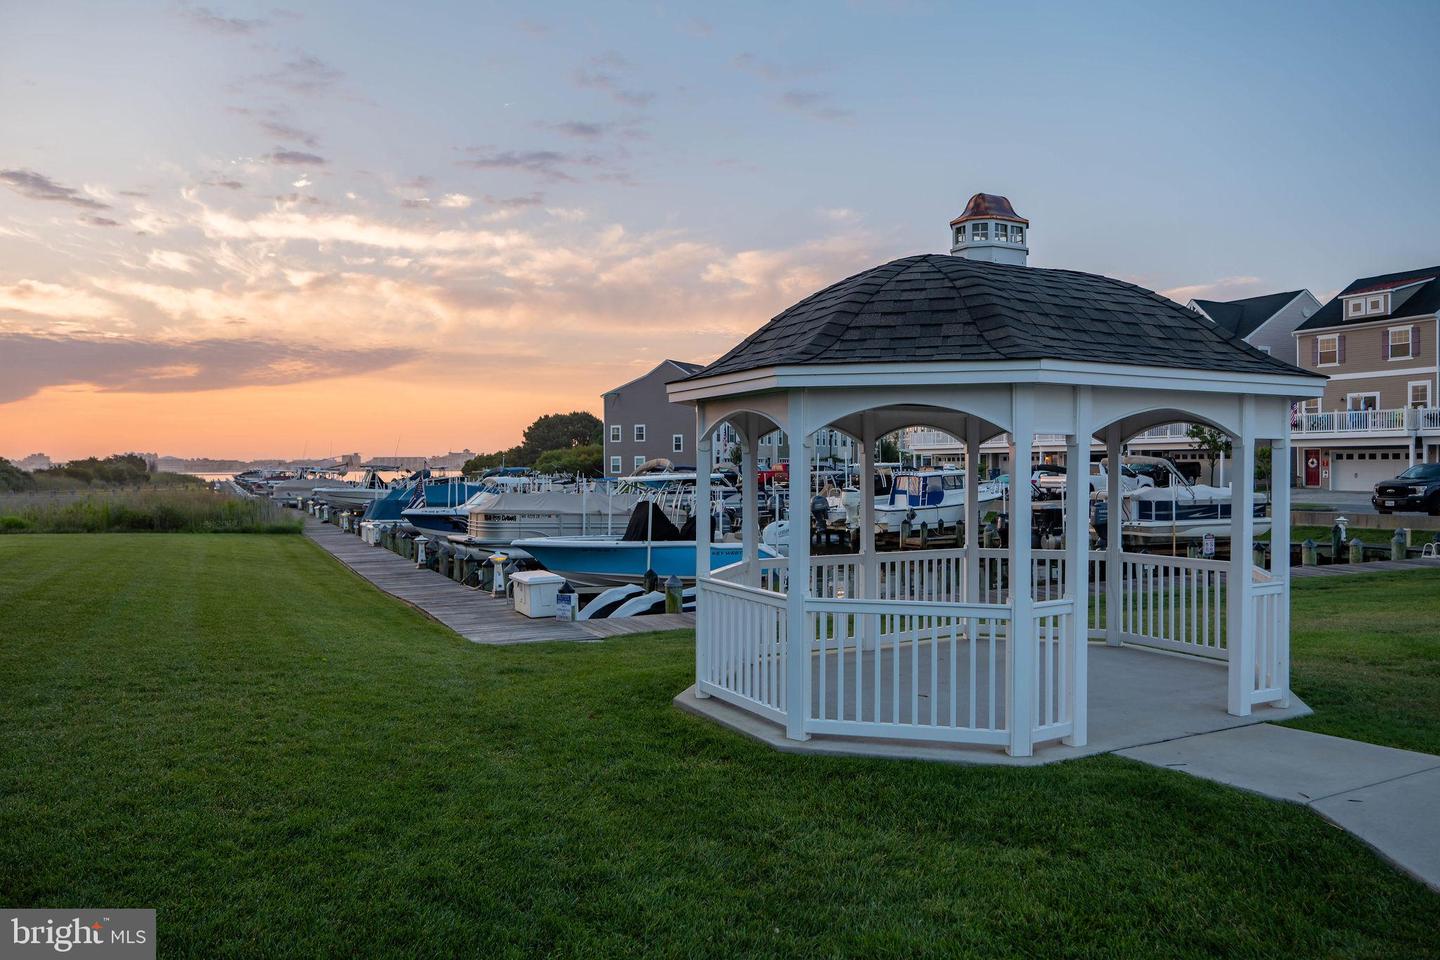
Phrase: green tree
[
  {"left": 0, "top": 458, "right": 35, "bottom": 492},
  {"left": 878, "top": 436, "right": 901, "bottom": 463},
  {"left": 1185, "top": 424, "right": 1232, "bottom": 482},
  {"left": 520, "top": 412, "right": 602, "bottom": 462},
  {"left": 534, "top": 444, "right": 603, "bottom": 477}
]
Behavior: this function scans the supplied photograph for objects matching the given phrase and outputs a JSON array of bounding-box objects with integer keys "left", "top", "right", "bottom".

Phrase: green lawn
[{"left": 1, "top": 536, "right": 1436, "bottom": 958}]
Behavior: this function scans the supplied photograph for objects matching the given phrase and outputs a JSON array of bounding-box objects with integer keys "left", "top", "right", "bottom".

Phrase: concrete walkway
[
  {"left": 304, "top": 517, "right": 694, "bottom": 643},
  {"left": 1119, "top": 724, "right": 1440, "bottom": 891}
]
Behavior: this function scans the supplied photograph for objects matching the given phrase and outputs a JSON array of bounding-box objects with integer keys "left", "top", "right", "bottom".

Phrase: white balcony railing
[{"left": 1292, "top": 407, "right": 1415, "bottom": 435}]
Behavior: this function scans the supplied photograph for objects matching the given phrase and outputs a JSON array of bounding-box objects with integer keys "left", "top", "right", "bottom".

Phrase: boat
[
  {"left": 512, "top": 501, "right": 777, "bottom": 586},
  {"left": 1092, "top": 457, "right": 1270, "bottom": 545},
  {"left": 312, "top": 466, "right": 392, "bottom": 509},
  {"left": 400, "top": 476, "right": 492, "bottom": 534},
  {"left": 852, "top": 467, "right": 1005, "bottom": 533},
  {"left": 269, "top": 467, "right": 347, "bottom": 507},
  {"left": 463, "top": 488, "right": 642, "bottom": 548}
]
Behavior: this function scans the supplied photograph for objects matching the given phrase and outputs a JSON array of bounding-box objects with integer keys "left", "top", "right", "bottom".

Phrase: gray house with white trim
[{"left": 602, "top": 360, "right": 705, "bottom": 477}]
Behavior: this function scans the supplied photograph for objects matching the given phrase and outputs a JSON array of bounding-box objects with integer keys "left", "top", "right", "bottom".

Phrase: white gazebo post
[
  {"left": 784, "top": 392, "right": 812, "bottom": 741},
  {"left": 1227, "top": 398, "right": 1257, "bottom": 717},
  {"left": 741, "top": 428, "right": 759, "bottom": 586},
  {"left": 859, "top": 413, "right": 878, "bottom": 602},
  {"left": 1007, "top": 387, "right": 1036, "bottom": 757},
  {"left": 694, "top": 405, "right": 712, "bottom": 698},
  {"left": 1272, "top": 434, "right": 1292, "bottom": 707},
  {"left": 1104, "top": 424, "right": 1123, "bottom": 646},
  {"left": 1064, "top": 387, "right": 1091, "bottom": 746},
  {"left": 964, "top": 418, "right": 981, "bottom": 626}
]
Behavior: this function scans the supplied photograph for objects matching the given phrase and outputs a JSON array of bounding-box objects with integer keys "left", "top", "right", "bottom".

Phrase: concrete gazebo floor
[{"left": 674, "top": 643, "right": 1311, "bottom": 767}]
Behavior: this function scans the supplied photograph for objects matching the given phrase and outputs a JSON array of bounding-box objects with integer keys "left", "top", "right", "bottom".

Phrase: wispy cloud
[
  {"left": 778, "top": 90, "right": 853, "bottom": 122},
  {"left": 252, "top": 53, "right": 343, "bottom": 96},
  {"left": 80, "top": 215, "right": 122, "bottom": 227},
  {"left": 1159, "top": 275, "right": 1263, "bottom": 304},
  {"left": 0, "top": 333, "right": 419, "bottom": 404},
  {"left": 266, "top": 149, "right": 326, "bottom": 166},
  {"left": 0, "top": 169, "right": 110, "bottom": 210},
  {"left": 459, "top": 148, "right": 598, "bottom": 183},
  {"left": 229, "top": 107, "right": 320, "bottom": 147},
  {"left": 176, "top": 2, "right": 268, "bottom": 35},
  {"left": 573, "top": 53, "right": 655, "bottom": 108}
]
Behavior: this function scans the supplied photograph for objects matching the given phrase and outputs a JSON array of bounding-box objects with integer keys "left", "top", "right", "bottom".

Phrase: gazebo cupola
[
  {"left": 950, "top": 192, "right": 1029, "bottom": 265},
  {"left": 670, "top": 237, "right": 1326, "bottom": 761}
]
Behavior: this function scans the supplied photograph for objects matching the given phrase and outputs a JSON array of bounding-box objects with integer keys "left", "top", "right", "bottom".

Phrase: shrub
[{"left": 0, "top": 488, "right": 303, "bottom": 535}]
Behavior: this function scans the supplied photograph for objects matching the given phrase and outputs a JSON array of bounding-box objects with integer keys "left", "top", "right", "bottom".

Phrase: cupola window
[
  {"left": 954, "top": 225, "right": 965, "bottom": 244},
  {"left": 1011, "top": 226, "right": 1024, "bottom": 244},
  {"left": 971, "top": 222, "right": 989, "bottom": 241}
]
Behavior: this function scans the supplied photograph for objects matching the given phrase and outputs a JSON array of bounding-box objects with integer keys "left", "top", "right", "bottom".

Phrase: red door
[{"left": 1303, "top": 449, "right": 1321, "bottom": 487}]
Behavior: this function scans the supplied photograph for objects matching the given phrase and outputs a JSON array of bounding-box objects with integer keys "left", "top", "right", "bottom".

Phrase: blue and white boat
[
  {"left": 507, "top": 536, "right": 770, "bottom": 587},
  {"left": 401, "top": 476, "right": 491, "bottom": 534}
]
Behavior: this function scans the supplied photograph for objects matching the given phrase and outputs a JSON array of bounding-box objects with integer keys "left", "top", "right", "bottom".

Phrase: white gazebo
[{"left": 670, "top": 247, "right": 1325, "bottom": 760}]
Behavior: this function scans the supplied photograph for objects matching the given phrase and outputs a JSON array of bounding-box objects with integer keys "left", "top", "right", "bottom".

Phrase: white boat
[
  {"left": 269, "top": 468, "right": 346, "bottom": 506},
  {"left": 844, "top": 468, "right": 1004, "bottom": 533},
  {"left": 464, "top": 488, "right": 642, "bottom": 548},
  {"left": 313, "top": 467, "right": 391, "bottom": 509},
  {"left": 1094, "top": 457, "right": 1269, "bottom": 544}
]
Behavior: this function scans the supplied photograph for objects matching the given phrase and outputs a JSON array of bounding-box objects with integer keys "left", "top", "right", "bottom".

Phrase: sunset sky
[{"left": 3, "top": 0, "right": 1438, "bottom": 461}]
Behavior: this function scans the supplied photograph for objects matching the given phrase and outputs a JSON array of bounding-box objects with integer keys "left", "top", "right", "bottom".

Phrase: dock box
[{"left": 510, "top": 570, "right": 568, "bottom": 618}]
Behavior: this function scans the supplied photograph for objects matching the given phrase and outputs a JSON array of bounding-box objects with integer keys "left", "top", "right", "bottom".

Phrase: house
[
  {"left": 602, "top": 360, "right": 705, "bottom": 477},
  {"left": 1189, "top": 289, "right": 1321, "bottom": 358},
  {"left": 1290, "top": 267, "right": 1440, "bottom": 490}
]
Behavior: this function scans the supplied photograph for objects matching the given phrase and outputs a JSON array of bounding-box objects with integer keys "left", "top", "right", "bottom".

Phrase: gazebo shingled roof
[{"left": 693, "top": 254, "right": 1305, "bottom": 380}]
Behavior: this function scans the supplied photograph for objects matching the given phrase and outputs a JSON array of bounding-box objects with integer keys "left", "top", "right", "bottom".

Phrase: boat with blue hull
[
  {"left": 400, "top": 477, "right": 491, "bottom": 534},
  {"left": 507, "top": 536, "right": 769, "bottom": 586}
]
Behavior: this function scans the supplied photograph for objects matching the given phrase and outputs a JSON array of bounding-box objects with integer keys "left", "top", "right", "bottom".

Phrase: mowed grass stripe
[{"left": 0, "top": 535, "right": 1436, "bottom": 959}]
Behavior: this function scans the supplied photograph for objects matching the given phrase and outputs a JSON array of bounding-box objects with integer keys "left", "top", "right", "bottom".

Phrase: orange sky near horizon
[{"left": 1, "top": 370, "right": 616, "bottom": 463}]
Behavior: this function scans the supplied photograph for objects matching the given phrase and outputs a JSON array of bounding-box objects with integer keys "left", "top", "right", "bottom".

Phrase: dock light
[{"left": 489, "top": 554, "right": 508, "bottom": 598}]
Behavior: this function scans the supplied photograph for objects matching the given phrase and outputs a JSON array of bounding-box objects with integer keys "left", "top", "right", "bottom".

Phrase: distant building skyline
[{"left": 2, "top": 0, "right": 1438, "bottom": 459}]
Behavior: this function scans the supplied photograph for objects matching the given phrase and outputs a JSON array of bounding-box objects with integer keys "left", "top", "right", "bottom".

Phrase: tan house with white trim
[{"left": 1291, "top": 267, "right": 1440, "bottom": 491}]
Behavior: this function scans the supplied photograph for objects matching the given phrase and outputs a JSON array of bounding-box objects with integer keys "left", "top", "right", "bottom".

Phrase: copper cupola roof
[{"left": 949, "top": 193, "right": 1028, "bottom": 226}]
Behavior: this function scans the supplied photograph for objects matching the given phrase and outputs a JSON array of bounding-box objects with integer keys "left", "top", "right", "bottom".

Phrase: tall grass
[{"left": 0, "top": 488, "right": 303, "bottom": 534}]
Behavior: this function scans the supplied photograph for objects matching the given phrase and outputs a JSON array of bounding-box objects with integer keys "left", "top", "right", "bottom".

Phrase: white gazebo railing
[{"left": 697, "top": 545, "right": 1287, "bottom": 752}]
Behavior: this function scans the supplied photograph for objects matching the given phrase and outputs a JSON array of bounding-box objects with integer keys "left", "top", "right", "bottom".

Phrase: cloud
[
  {"left": 459, "top": 149, "right": 596, "bottom": 183},
  {"left": 0, "top": 333, "right": 419, "bottom": 404},
  {"left": 267, "top": 149, "right": 326, "bottom": 166},
  {"left": 229, "top": 107, "right": 320, "bottom": 147},
  {"left": 176, "top": 3, "right": 268, "bottom": 35},
  {"left": 1159, "top": 275, "right": 1263, "bottom": 304},
  {"left": 80, "top": 215, "right": 122, "bottom": 227},
  {"left": 573, "top": 53, "right": 655, "bottom": 108},
  {"left": 0, "top": 279, "right": 117, "bottom": 321},
  {"left": 437, "top": 193, "right": 472, "bottom": 209},
  {"left": 147, "top": 251, "right": 198, "bottom": 273},
  {"left": 0, "top": 169, "right": 110, "bottom": 210},
  {"left": 778, "top": 90, "right": 853, "bottom": 122},
  {"left": 202, "top": 177, "right": 246, "bottom": 190},
  {"left": 253, "top": 53, "right": 343, "bottom": 96},
  {"left": 485, "top": 192, "right": 545, "bottom": 208},
  {"left": 550, "top": 120, "right": 612, "bottom": 140}
]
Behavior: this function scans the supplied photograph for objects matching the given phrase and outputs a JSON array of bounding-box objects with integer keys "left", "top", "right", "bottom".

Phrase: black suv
[{"left": 1373, "top": 463, "right": 1440, "bottom": 515}]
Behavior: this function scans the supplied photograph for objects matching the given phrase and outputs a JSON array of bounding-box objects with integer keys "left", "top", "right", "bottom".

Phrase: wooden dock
[
  {"left": 304, "top": 518, "right": 694, "bottom": 644},
  {"left": 1291, "top": 557, "right": 1440, "bottom": 578}
]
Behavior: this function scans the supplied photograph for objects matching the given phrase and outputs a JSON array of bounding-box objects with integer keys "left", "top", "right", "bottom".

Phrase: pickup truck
[{"left": 1373, "top": 463, "right": 1440, "bottom": 515}]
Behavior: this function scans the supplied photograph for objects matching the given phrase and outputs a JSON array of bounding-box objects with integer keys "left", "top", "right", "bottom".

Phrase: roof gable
[
  {"left": 1191, "top": 290, "right": 1306, "bottom": 339},
  {"left": 1296, "top": 266, "right": 1440, "bottom": 332},
  {"left": 692, "top": 254, "right": 1307, "bottom": 381},
  {"left": 604, "top": 359, "right": 704, "bottom": 396}
]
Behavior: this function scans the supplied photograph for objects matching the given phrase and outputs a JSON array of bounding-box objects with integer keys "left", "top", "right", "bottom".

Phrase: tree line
[{"left": 461, "top": 412, "right": 604, "bottom": 477}]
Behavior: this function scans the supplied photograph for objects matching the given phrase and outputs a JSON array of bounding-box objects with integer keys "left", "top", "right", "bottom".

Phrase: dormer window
[
  {"left": 1368, "top": 296, "right": 1384, "bottom": 313},
  {"left": 1348, "top": 299, "right": 1363, "bottom": 316},
  {"left": 971, "top": 222, "right": 989, "bottom": 241}
]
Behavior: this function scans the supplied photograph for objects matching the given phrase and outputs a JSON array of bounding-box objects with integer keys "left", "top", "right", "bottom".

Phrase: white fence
[
  {"left": 697, "top": 544, "right": 1285, "bottom": 747},
  {"left": 1293, "top": 407, "right": 1412, "bottom": 435}
]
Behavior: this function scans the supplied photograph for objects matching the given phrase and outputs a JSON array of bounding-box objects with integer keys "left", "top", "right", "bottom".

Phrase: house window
[
  {"left": 1368, "top": 297, "right": 1383, "bottom": 313},
  {"left": 1348, "top": 300, "right": 1363, "bottom": 316},
  {"left": 1388, "top": 327, "right": 1414, "bottom": 360},
  {"left": 609, "top": 455, "right": 622, "bottom": 474},
  {"left": 1346, "top": 392, "right": 1379, "bottom": 411},
  {"left": 1012, "top": 226, "right": 1024, "bottom": 244},
  {"left": 1410, "top": 381, "right": 1432, "bottom": 408},
  {"left": 609, "top": 424, "right": 621, "bottom": 443},
  {"left": 672, "top": 433, "right": 684, "bottom": 453},
  {"left": 971, "top": 222, "right": 989, "bottom": 241},
  {"left": 1302, "top": 398, "right": 1321, "bottom": 415},
  {"left": 633, "top": 455, "right": 646, "bottom": 470},
  {"left": 1317, "top": 335, "right": 1339, "bottom": 366},
  {"left": 633, "top": 424, "right": 646, "bottom": 442}
]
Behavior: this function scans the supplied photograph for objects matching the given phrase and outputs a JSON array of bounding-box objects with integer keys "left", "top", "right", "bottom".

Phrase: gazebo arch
[{"left": 671, "top": 253, "right": 1324, "bottom": 759}]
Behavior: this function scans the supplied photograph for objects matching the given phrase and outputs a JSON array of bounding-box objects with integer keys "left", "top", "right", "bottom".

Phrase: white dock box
[{"left": 510, "top": 570, "right": 568, "bottom": 618}]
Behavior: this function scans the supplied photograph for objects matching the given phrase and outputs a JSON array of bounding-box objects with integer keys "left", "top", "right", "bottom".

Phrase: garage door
[{"left": 1330, "top": 451, "right": 1407, "bottom": 491}]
